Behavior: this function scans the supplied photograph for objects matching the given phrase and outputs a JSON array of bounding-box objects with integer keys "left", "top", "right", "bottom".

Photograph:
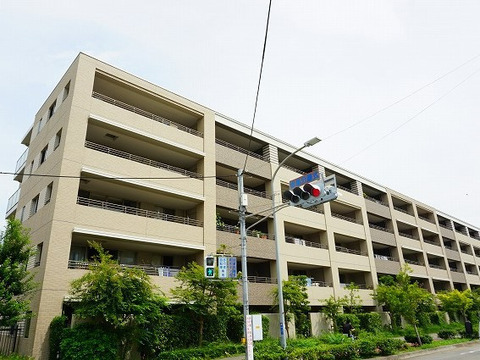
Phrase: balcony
[
  {"left": 216, "top": 179, "right": 271, "bottom": 211},
  {"left": 335, "top": 246, "right": 367, "bottom": 256},
  {"left": 6, "top": 188, "right": 20, "bottom": 216},
  {"left": 369, "top": 224, "right": 396, "bottom": 247},
  {"left": 285, "top": 236, "right": 327, "bottom": 249},
  {"left": 92, "top": 92, "right": 203, "bottom": 138},
  {"left": 331, "top": 212, "right": 362, "bottom": 225},
  {"left": 76, "top": 197, "right": 203, "bottom": 227},
  {"left": 85, "top": 140, "right": 201, "bottom": 179},
  {"left": 68, "top": 259, "right": 181, "bottom": 277}
]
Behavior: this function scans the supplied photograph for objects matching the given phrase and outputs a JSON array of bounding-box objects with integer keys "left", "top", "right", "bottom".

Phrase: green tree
[
  {"left": 344, "top": 282, "right": 363, "bottom": 314},
  {"left": 0, "top": 219, "right": 36, "bottom": 326},
  {"left": 273, "top": 275, "right": 311, "bottom": 338},
  {"left": 70, "top": 242, "right": 167, "bottom": 359},
  {"left": 321, "top": 295, "right": 347, "bottom": 332},
  {"left": 171, "top": 262, "right": 239, "bottom": 346},
  {"left": 437, "top": 289, "right": 473, "bottom": 321},
  {"left": 373, "top": 264, "right": 435, "bottom": 345}
]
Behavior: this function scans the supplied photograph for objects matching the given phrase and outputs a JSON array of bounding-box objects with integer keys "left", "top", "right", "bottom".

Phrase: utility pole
[{"left": 238, "top": 169, "right": 253, "bottom": 360}]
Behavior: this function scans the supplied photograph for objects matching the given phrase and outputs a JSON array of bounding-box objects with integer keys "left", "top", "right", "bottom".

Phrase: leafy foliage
[
  {"left": 357, "top": 312, "right": 382, "bottom": 333},
  {"left": 60, "top": 323, "right": 120, "bottom": 360},
  {"left": 48, "top": 315, "right": 68, "bottom": 360},
  {"left": 272, "top": 275, "right": 311, "bottom": 338},
  {"left": 321, "top": 295, "right": 347, "bottom": 332},
  {"left": 69, "top": 242, "right": 168, "bottom": 359},
  {"left": 0, "top": 219, "right": 36, "bottom": 327},
  {"left": 373, "top": 264, "right": 435, "bottom": 345},
  {"left": 171, "top": 262, "right": 239, "bottom": 346},
  {"left": 343, "top": 282, "right": 363, "bottom": 314},
  {"left": 437, "top": 289, "right": 474, "bottom": 321}
]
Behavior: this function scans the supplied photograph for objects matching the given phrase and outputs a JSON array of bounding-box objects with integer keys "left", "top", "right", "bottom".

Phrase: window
[
  {"left": 40, "top": 145, "right": 48, "bottom": 164},
  {"left": 69, "top": 246, "right": 87, "bottom": 262},
  {"left": 20, "top": 206, "right": 26, "bottom": 222},
  {"left": 44, "top": 182, "right": 53, "bottom": 205},
  {"left": 48, "top": 100, "right": 57, "bottom": 119},
  {"left": 24, "top": 311, "right": 33, "bottom": 338},
  {"left": 37, "top": 117, "right": 43, "bottom": 135},
  {"left": 30, "top": 195, "right": 39, "bottom": 217},
  {"left": 35, "top": 243, "right": 43, "bottom": 267},
  {"left": 54, "top": 129, "right": 62, "bottom": 149},
  {"left": 63, "top": 81, "right": 70, "bottom": 101}
]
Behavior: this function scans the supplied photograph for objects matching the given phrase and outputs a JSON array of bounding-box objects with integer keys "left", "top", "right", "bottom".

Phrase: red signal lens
[{"left": 311, "top": 187, "right": 320, "bottom": 197}]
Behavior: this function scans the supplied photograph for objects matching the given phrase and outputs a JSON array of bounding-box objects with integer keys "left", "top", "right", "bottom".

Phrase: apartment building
[{"left": 5, "top": 53, "right": 480, "bottom": 358}]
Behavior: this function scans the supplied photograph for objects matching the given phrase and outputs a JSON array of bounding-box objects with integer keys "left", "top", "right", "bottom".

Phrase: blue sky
[{"left": 1, "top": 0, "right": 479, "bottom": 229}]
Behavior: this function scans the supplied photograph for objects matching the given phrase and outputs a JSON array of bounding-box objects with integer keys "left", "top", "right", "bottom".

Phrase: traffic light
[
  {"left": 283, "top": 174, "right": 338, "bottom": 208},
  {"left": 204, "top": 255, "right": 216, "bottom": 278}
]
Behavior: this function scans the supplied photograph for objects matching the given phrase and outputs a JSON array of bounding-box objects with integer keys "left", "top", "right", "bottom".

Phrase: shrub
[
  {"left": 49, "top": 315, "right": 67, "bottom": 360},
  {"left": 430, "top": 311, "right": 446, "bottom": 325},
  {"left": 156, "top": 342, "right": 244, "bottom": 360},
  {"left": 262, "top": 315, "right": 270, "bottom": 339},
  {"left": 356, "top": 339, "right": 377, "bottom": 357},
  {"left": 404, "top": 333, "right": 433, "bottom": 345},
  {"left": 319, "top": 332, "right": 353, "bottom": 344},
  {"left": 336, "top": 314, "right": 360, "bottom": 334},
  {"left": 438, "top": 329, "right": 456, "bottom": 339},
  {"left": 328, "top": 343, "right": 360, "bottom": 360},
  {"left": 287, "top": 346, "right": 335, "bottom": 360},
  {"left": 60, "top": 323, "right": 119, "bottom": 360},
  {"left": 376, "top": 338, "right": 405, "bottom": 355},
  {"left": 357, "top": 312, "right": 382, "bottom": 333}
]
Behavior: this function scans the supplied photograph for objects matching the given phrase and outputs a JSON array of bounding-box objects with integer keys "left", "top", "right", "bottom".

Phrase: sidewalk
[{"left": 217, "top": 340, "right": 480, "bottom": 360}]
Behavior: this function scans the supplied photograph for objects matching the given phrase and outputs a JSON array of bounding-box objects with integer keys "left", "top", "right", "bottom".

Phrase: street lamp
[{"left": 271, "top": 137, "right": 321, "bottom": 349}]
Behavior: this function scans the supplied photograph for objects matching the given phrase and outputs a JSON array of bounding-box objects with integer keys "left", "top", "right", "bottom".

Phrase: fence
[{"left": 0, "top": 325, "right": 21, "bottom": 356}]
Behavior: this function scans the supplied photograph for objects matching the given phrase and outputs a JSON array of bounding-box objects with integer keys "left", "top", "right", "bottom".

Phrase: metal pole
[
  {"left": 238, "top": 169, "right": 251, "bottom": 360},
  {"left": 271, "top": 137, "right": 320, "bottom": 349}
]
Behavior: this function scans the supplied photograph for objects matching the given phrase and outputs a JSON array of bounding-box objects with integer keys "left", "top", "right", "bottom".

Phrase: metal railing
[
  {"left": 68, "top": 260, "right": 181, "bottom": 277},
  {"left": 216, "top": 224, "right": 273, "bottom": 240},
  {"left": 428, "top": 263, "right": 444, "bottom": 270},
  {"left": 15, "top": 148, "right": 28, "bottom": 173},
  {"left": 439, "top": 223, "right": 452, "bottom": 230},
  {"left": 364, "top": 195, "right": 389, "bottom": 207},
  {"left": 285, "top": 236, "right": 328, "bottom": 249},
  {"left": 335, "top": 246, "right": 367, "bottom": 256},
  {"left": 374, "top": 254, "right": 398, "bottom": 262},
  {"left": 215, "top": 138, "right": 266, "bottom": 161},
  {"left": 247, "top": 275, "right": 276, "bottom": 284},
  {"left": 337, "top": 184, "right": 357, "bottom": 195},
  {"left": 309, "top": 280, "right": 332, "bottom": 287},
  {"left": 282, "top": 164, "right": 306, "bottom": 175},
  {"left": 404, "top": 259, "right": 422, "bottom": 266},
  {"left": 331, "top": 212, "right": 361, "bottom": 224},
  {"left": 423, "top": 239, "right": 440, "bottom": 246},
  {"left": 418, "top": 215, "right": 435, "bottom": 224},
  {"left": 398, "top": 232, "right": 418, "bottom": 240},
  {"left": 368, "top": 223, "right": 394, "bottom": 233},
  {"left": 393, "top": 206, "right": 413, "bottom": 215},
  {"left": 0, "top": 324, "right": 21, "bottom": 355},
  {"left": 76, "top": 197, "right": 203, "bottom": 227},
  {"left": 449, "top": 267, "right": 461, "bottom": 273},
  {"left": 216, "top": 179, "right": 271, "bottom": 199},
  {"left": 92, "top": 92, "right": 203, "bottom": 138},
  {"left": 339, "top": 283, "right": 371, "bottom": 290},
  {"left": 85, "top": 140, "right": 201, "bottom": 178}
]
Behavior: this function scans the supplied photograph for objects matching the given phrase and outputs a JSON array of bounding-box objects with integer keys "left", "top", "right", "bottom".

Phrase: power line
[
  {"left": 241, "top": 0, "right": 272, "bottom": 174},
  {"left": 323, "top": 52, "right": 480, "bottom": 141},
  {"left": 341, "top": 66, "right": 480, "bottom": 164}
]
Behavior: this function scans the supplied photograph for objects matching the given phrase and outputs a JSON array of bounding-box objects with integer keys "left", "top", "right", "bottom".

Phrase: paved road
[{"left": 401, "top": 342, "right": 480, "bottom": 360}]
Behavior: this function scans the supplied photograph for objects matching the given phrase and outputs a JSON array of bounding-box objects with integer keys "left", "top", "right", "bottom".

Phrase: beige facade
[{"left": 5, "top": 53, "right": 480, "bottom": 359}]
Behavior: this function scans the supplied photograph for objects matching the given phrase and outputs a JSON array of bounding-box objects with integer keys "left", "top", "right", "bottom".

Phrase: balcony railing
[
  {"left": 247, "top": 275, "right": 276, "bottom": 284},
  {"left": 216, "top": 224, "right": 273, "bottom": 240},
  {"left": 335, "top": 246, "right": 367, "bottom": 256},
  {"left": 285, "top": 236, "right": 327, "bottom": 249},
  {"left": 418, "top": 215, "right": 435, "bottom": 224},
  {"left": 308, "top": 279, "right": 332, "bottom": 287},
  {"left": 15, "top": 148, "right": 28, "bottom": 173},
  {"left": 215, "top": 138, "right": 266, "bottom": 161},
  {"left": 282, "top": 164, "right": 306, "bottom": 175},
  {"left": 393, "top": 206, "right": 413, "bottom": 216},
  {"left": 331, "top": 212, "right": 361, "bottom": 224},
  {"left": 92, "top": 91, "right": 203, "bottom": 138},
  {"left": 339, "top": 283, "right": 371, "bottom": 290},
  {"left": 449, "top": 267, "right": 462, "bottom": 273},
  {"left": 85, "top": 140, "right": 201, "bottom": 179},
  {"left": 439, "top": 223, "right": 452, "bottom": 230},
  {"left": 466, "top": 270, "right": 477, "bottom": 275},
  {"left": 423, "top": 239, "right": 440, "bottom": 246},
  {"left": 77, "top": 197, "right": 203, "bottom": 227},
  {"left": 6, "top": 189, "right": 20, "bottom": 213},
  {"left": 337, "top": 184, "right": 357, "bottom": 195},
  {"left": 398, "top": 232, "right": 418, "bottom": 240},
  {"left": 428, "top": 263, "right": 444, "bottom": 270},
  {"left": 68, "top": 260, "right": 181, "bottom": 277},
  {"left": 404, "top": 259, "right": 422, "bottom": 266},
  {"left": 374, "top": 254, "right": 398, "bottom": 262},
  {"left": 368, "top": 223, "right": 394, "bottom": 234},
  {"left": 216, "top": 179, "right": 271, "bottom": 199},
  {"left": 364, "top": 195, "right": 388, "bottom": 207}
]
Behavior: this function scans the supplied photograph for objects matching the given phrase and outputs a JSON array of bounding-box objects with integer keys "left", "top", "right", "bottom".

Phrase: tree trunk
[
  {"left": 199, "top": 317, "right": 204, "bottom": 346},
  {"left": 414, "top": 324, "right": 422, "bottom": 346}
]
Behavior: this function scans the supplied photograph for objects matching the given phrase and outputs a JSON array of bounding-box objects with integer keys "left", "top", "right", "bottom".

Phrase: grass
[{"left": 400, "top": 337, "right": 473, "bottom": 353}]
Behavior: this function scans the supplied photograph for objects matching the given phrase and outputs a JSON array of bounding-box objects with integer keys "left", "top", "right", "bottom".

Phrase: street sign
[
  {"left": 289, "top": 170, "right": 320, "bottom": 189},
  {"left": 218, "top": 257, "right": 228, "bottom": 279}
]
